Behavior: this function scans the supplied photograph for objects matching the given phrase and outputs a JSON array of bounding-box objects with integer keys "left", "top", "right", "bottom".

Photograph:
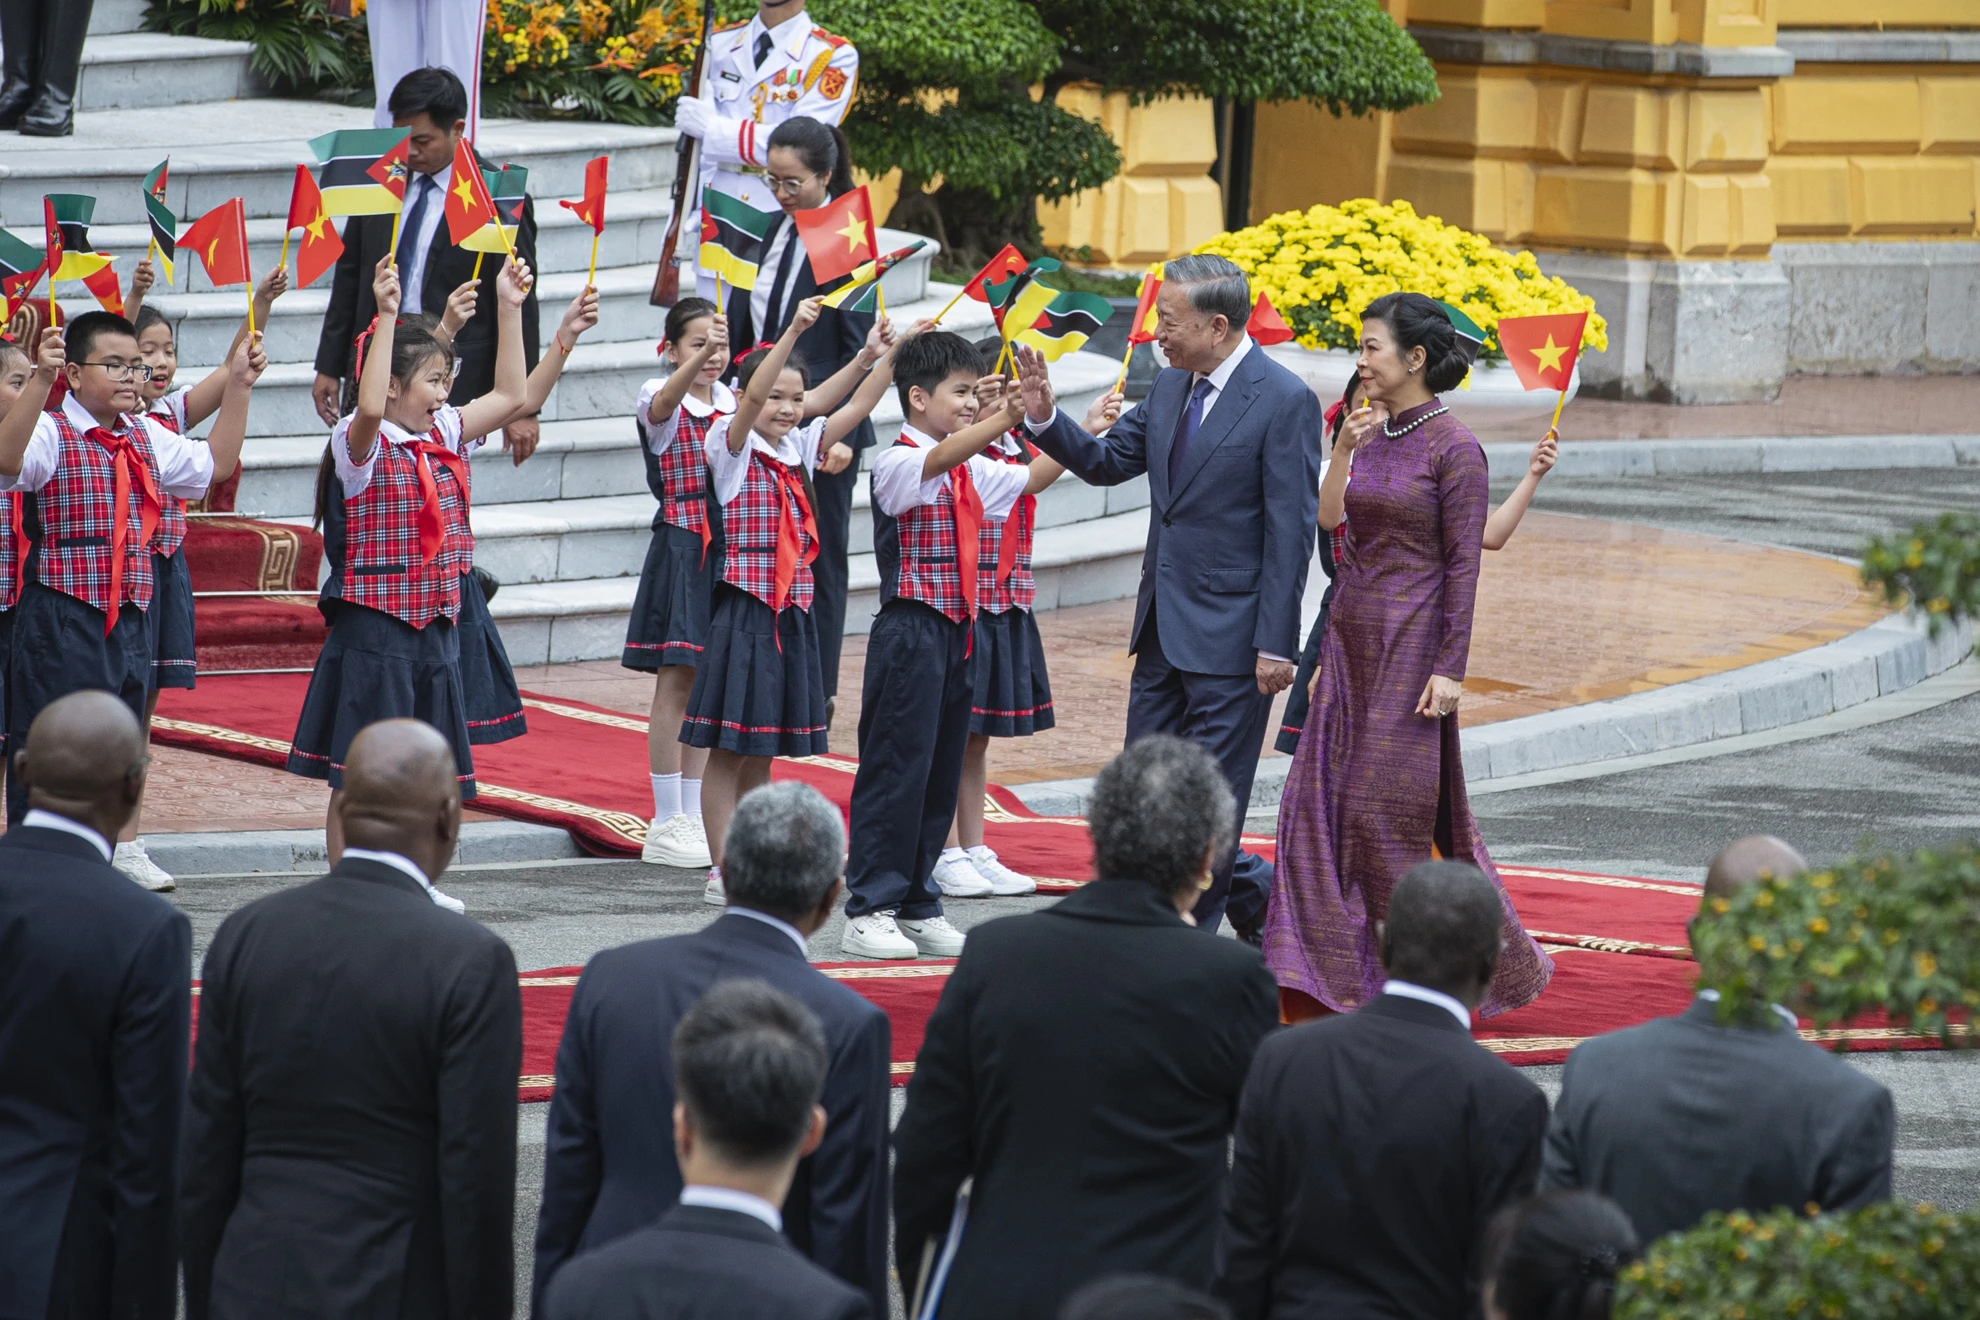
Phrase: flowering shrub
[
  {"left": 1613, "top": 1202, "right": 1980, "bottom": 1320},
  {"left": 1193, "top": 199, "right": 1607, "bottom": 361}
]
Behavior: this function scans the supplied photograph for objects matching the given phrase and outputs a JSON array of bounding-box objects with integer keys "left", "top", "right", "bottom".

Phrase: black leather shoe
[
  {"left": 0, "top": 0, "right": 40, "bottom": 129},
  {"left": 17, "top": 88, "right": 71, "bottom": 136},
  {"left": 0, "top": 79, "right": 32, "bottom": 129},
  {"left": 18, "top": 0, "right": 86, "bottom": 136}
]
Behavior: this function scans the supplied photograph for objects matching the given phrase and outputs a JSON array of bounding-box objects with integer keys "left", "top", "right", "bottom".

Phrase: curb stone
[
  {"left": 144, "top": 820, "right": 584, "bottom": 879},
  {"left": 1483, "top": 434, "right": 1980, "bottom": 479}
]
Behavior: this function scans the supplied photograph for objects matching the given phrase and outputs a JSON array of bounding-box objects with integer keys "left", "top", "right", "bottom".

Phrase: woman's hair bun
[{"left": 1362, "top": 291, "right": 1471, "bottom": 392}]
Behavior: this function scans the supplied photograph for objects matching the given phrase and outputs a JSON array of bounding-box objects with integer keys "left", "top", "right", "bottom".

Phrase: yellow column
[{"left": 1037, "top": 88, "right": 1225, "bottom": 266}]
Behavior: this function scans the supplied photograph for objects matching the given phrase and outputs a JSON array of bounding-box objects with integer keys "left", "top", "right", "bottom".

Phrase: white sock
[
  {"left": 651, "top": 772, "right": 682, "bottom": 820},
  {"left": 939, "top": 846, "right": 968, "bottom": 864},
  {"left": 681, "top": 777, "right": 703, "bottom": 817},
  {"left": 966, "top": 844, "right": 996, "bottom": 861}
]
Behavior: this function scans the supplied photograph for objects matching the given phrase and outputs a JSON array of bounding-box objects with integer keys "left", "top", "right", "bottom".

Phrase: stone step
[
  {"left": 0, "top": 100, "right": 677, "bottom": 227},
  {"left": 75, "top": 32, "right": 261, "bottom": 112},
  {"left": 90, "top": 0, "right": 150, "bottom": 36},
  {"left": 487, "top": 507, "right": 1152, "bottom": 665}
]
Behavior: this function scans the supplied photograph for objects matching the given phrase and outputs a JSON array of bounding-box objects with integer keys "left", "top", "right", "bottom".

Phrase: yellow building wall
[{"left": 1037, "top": 88, "right": 1225, "bottom": 266}]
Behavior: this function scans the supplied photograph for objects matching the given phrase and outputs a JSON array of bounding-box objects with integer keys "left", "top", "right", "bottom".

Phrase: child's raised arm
[
  {"left": 821, "top": 333, "right": 905, "bottom": 452},
  {"left": 1482, "top": 427, "right": 1557, "bottom": 551},
  {"left": 432, "top": 278, "right": 479, "bottom": 348},
  {"left": 649, "top": 314, "right": 729, "bottom": 427},
  {"left": 346, "top": 254, "right": 401, "bottom": 465},
  {"left": 728, "top": 297, "right": 816, "bottom": 454},
  {"left": 917, "top": 392, "right": 1025, "bottom": 483},
  {"left": 802, "top": 314, "right": 889, "bottom": 419},
  {"left": 124, "top": 258, "right": 157, "bottom": 323},
  {"left": 203, "top": 332, "right": 268, "bottom": 485},
  {"left": 457, "top": 256, "right": 533, "bottom": 444},
  {"left": 0, "top": 327, "right": 62, "bottom": 478},
  {"left": 1023, "top": 449, "right": 1066, "bottom": 497},
  {"left": 184, "top": 264, "right": 289, "bottom": 429},
  {"left": 514, "top": 284, "right": 599, "bottom": 422}
]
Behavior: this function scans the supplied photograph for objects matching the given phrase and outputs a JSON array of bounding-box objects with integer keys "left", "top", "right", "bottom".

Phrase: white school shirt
[
  {"left": 331, "top": 403, "right": 483, "bottom": 499},
  {"left": 148, "top": 385, "right": 193, "bottom": 435},
  {"left": 341, "top": 846, "right": 459, "bottom": 911},
  {"left": 635, "top": 379, "right": 737, "bottom": 456},
  {"left": 397, "top": 171, "right": 449, "bottom": 315},
  {"left": 19, "top": 808, "right": 113, "bottom": 861},
  {"left": 868, "top": 422, "right": 1028, "bottom": 521},
  {"left": 0, "top": 391, "right": 214, "bottom": 499},
  {"left": 703, "top": 414, "right": 826, "bottom": 507}
]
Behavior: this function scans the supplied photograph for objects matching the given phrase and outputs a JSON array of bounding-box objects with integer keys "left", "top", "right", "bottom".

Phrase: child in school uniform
[
  {"left": 0, "top": 338, "right": 32, "bottom": 798},
  {"left": 288, "top": 254, "right": 531, "bottom": 897},
  {"left": 686, "top": 296, "right": 900, "bottom": 905},
  {"left": 626, "top": 297, "right": 732, "bottom": 869},
  {"left": 0, "top": 311, "right": 264, "bottom": 831},
  {"left": 839, "top": 330, "right": 1055, "bottom": 960}
]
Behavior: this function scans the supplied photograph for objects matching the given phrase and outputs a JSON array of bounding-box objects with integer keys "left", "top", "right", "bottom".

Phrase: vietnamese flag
[
  {"left": 1495, "top": 311, "right": 1590, "bottom": 392},
  {"left": 962, "top": 244, "right": 1027, "bottom": 303},
  {"left": 559, "top": 155, "right": 608, "bottom": 234},
  {"left": 443, "top": 140, "right": 498, "bottom": 245},
  {"left": 286, "top": 164, "right": 344, "bottom": 290},
  {"left": 80, "top": 266, "right": 124, "bottom": 315},
  {"left": 1247, "top": 291, "right": 1294, "bottom": 346},
  {"left": 793, "top": 185, "right": 875, "bottom": 285},
  {"left": 181, "top": 198, "right": 252, "bottom": 288},
  {"left": 1127, "top": 270, "right": 1162, "bottom": 344}
]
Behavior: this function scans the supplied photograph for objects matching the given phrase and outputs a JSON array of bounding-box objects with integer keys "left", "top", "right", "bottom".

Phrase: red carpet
[{"left": 182, "top": 514, "right": 328, "bottom": 673}]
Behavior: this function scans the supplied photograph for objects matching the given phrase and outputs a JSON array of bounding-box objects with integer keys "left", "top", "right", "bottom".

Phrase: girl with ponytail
[{"left": 1482, "top": 1191, "right": 1641, "bottom": 1320}]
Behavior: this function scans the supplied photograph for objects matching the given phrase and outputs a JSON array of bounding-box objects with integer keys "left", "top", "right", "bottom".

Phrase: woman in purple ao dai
[{"left": 1263, "top": 292, "right": 1553, "bottom": 1021}]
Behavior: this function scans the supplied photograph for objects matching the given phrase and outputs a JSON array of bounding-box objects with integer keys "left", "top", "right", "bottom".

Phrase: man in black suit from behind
[
  {"left": 1542, "top": 835, "right": 1895, "bottom": 1242},
  {"left": 0, "top": 691, "right": 189, "bottom": 1320},
  {"left": 533, "top": 781, "right": 891, "bottom": 1316},
  {"left": 312, "top": 67, "right": 543, "bottom": 459},
  {"left": 1215, "top": 860, "right": 1549, "bottom": 1320},
  {"left": 543, "top": 979, "right": 872, "bottom": 1320},
  {"left": 894, "top": 735, "right": 1280, "bottom": 1320},
  {"left": 180, "top": 719, "right": 522, "bottom": 1320}
]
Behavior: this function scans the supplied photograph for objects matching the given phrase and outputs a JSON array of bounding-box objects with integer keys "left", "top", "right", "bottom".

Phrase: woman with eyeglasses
[{"left": 719, "top": 114, "right": 876, "bottom": 722}]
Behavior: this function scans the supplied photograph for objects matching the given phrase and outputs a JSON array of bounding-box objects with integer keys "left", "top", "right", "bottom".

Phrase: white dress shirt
[
  {"left": 149, "top": 385, "right": 193, "bottom": 435},
  {"left": 703, "top": 415, "right": 826, "bottom": 507},
  {"left": 397, "top": 171, "right": 448, "bottom": 315},
  {"left": 341, "top": 846, "right": 458, "bottom": 910},
  {"left": 331, "top": 402, "right": 482, "bottom": 499},
  {"left": 725, "top": 905, "right": 810, "bottom": 955},
  {"left": 868, "top": 423, "right": 1029, "bottom": 520},
  {"left": 1696, "top": 988, "right": 1801, "bottom": 1031},
  {"left": 750, "top": 218, "right": 800, "bottom": 341},
  {"left": 19, "top": 808, "right": 113, "bottom": 861},
  {"left": 1382, "top": 979, "right": 1472, "bottom": 1029},
  {"left": 679, "top": 1185, "right": 783, "bottom": 1232},
  {"left": 0, "top": 391, "right": 215, "bottom": 498},
  {"left": 637, "top": 380, "right": 737, "bottom": 456}
]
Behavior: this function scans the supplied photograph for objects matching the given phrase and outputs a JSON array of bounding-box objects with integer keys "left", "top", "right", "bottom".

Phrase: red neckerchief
[
  {"left": 9, "top": 495, "right": 27, "bottom": 596},
  {"left": 950, "top": 459, "right": 983, "bottom": 620},
  {"left": 996, "top": 431, "right": 1033, "bottom": 584},
  {"left": 758, "top": 448, "right": 818, "bottom": 615},
  {"left": 405, "top": 428, "right": 471, "bottom": 564},
  {"left": 85, "top": 422, "right": 163, "bottom": 635}
]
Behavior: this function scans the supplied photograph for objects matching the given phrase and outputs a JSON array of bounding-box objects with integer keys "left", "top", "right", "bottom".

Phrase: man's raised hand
[{"left": 1013, "top": 343, "right": 1056, "bottom": 425}]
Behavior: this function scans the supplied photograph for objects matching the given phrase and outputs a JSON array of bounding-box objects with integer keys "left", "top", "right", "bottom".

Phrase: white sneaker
[
  {"left": 429, "top": 887, "right": 466, "bottom": 914},
  {"left": 932, "top": 851, "right": 995, "bottom": 898},
  {"left": 643, "top": 812, "right": 713, "bottom": 868},
  {"left": 966, "top": 846, "right": 1037, "bottom": 896},
  {"left": 841, "top": 911, "right": 918, "bottom": 959},
  {"left": 113, "top": 840, "right": 175, "bottom": 892},
  {"left": 702, "top": 866, "right": 727, "bottom": 907},
  {"left": 898, "top": 915, "right": 967, "bottom": 957}
]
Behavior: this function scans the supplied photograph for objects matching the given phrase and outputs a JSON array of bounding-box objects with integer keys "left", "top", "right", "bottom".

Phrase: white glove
[{"left": 674, "top": 97, "right": 711, "bottom": 140}]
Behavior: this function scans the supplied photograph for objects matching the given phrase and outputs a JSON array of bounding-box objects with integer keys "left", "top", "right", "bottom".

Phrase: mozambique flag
[
  {"left": 1496, "top": 311, "right": 1590, "bottom": 392},
  {"left": 308, "top": 128, "right": 413, "bottom": 216},
  {"left": 980, "top": 258, "right": 1059, "bottom": 332},
  {"left": 286, "top": 163, "right": 344, "bottom": 289},
  {"left": 43, "top": 196, "right": 111, "bottom": 283},
  {"left": 792, "top": 185, "right": 875, "bottom": 284},
  {"left": 1127, "top": 269, "right": 1162, "bottom": 344},
  {"left": 181, "top": 198, "right": 252, "bottom": 288},
  {"left": 462, "top": 164, "right": 528, "bottom": 255},
  {"left": 443, "top": 140, "right": 498, "bottom": 245},
  {"left": 1009, "top": 287, "right": 1114, "bottom": 361},
  {"left": 0, "top": 228, "right": 44, "bottom": 320},
  {"left": 698, "top": 187, "right": 777, "bottom": 291},
  {"left": 1247, "top": 291, "right": 1294, "bottom": 347},
  {"left": 961, "top": 244, "right": 1027, "bottom": 304},
  {"left": 819, "top": 240, "right": 928, "bottom": 312},
  {"left": 143, "top": 159, "right": 176, "bottom": 286}
]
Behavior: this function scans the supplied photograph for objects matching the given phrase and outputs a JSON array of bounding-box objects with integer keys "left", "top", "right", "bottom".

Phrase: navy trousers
[
  {"left": 811, "top": 454, "right": 860, "bottom": 703},
  {"left": 845, "top": 599, "right": 973, "bottom": 921},
  {"left": 1125, "top": 608, "right": 1274, "bottom": 935}
]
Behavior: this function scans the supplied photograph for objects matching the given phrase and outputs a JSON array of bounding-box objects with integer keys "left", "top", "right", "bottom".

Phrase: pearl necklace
[{"left": 1382, "top": 404, "right": 1448, "bottom": 439}]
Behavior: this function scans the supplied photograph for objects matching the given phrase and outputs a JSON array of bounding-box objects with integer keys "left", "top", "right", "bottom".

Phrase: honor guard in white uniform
[
  {"left": 672, "top": 3, "right": 859, "bottom": 302},
  {"left": 366, "top": 0, "right": 487, "bottom": 140}
]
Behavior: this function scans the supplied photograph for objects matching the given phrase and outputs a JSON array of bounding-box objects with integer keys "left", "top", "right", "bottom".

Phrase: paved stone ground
[{"left": 1471, "top": 374, "right": 1980, "bottom": 443}]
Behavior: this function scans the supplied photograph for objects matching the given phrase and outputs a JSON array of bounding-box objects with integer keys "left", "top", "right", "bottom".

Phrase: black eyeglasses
[
  {"left": 764, "top": 173, "right": 823, "bottom": 196},
  {"left": 80, "top": 361, "right": 152, "bottom": 381}
]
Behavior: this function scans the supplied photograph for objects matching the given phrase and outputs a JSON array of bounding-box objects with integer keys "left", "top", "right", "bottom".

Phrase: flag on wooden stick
[
  {"left": 698, "top": 188, "right": 777, "bottom": 291},
  {"left": 1247, "top": 291, "right": 1294, "bottom": 346},
  {"left": 309, "top": 128, "right": 413, "bottom": 216},
  {"left": 143, "top": 159, "right": 176, "bottom": 285},
  {"left": 792, "top": 185, "right": 875, "bottom": 285},
  {"left": 462, "top": 164, "right": 529, "bottom": 255},
  {"left": 286, "top": 164, "right": 344, "bottom": 289}
]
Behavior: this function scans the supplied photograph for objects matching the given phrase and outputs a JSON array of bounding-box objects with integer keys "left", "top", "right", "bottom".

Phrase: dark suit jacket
[
  {"left": 313, "top": 158, "right": 541, "bottom": 406},
  {"left": 1216, "top": 994, "right": 1549, "bottom": 1320},
  {"left": 894, "top": 879, "right": 1280, "bottom": 1320},
  {"left": 532, "top": 913, "right": 892, "bottom": 1317},
  {"left": 180, "top": 857, "right": 522, "bottom": 1320},
  {"left": 1028, "top": 341, "right": 1321, "bottom": 675},
  {"left": 721, "top": 214, "right": 877, "bottom": 451},
  {"left": 1542, "top": 996, "right": 1895, "bottom": 1241},
  {"left": 0, "top": 825, "right": 190, "bottom": 1320},
  {"left": 542, "top": 1203, "right": 872, "bottom": 1320}
]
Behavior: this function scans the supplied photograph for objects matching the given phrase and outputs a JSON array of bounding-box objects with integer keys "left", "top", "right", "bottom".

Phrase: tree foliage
[{"left": 1862, "top": 511, "right": 1980, "bottom": 640}]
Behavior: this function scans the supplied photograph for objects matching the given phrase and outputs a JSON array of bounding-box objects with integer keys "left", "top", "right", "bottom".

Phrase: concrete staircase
[{"left": 8, "top": 10, "right": 1140, "bottom": 663}]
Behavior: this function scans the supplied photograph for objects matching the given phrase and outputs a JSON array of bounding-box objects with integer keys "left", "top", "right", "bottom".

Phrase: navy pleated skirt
[
  {"left": 455, "top": 570, "right": 526, "bottom": 745},
  {"left": 286, "top": 601, "right": 477, "bottom": 797},
  {"left": 680, "top": 584, "right": 829, "bottom": 757},
  {"left": 150, "top": 547, "right": 197, "bottom": 690},
  {"left": 969, "top": 606, "right": 1055, "bottom": 738},
  {"left": 623, "top": 520, "right": 716, "bottom": 672}
]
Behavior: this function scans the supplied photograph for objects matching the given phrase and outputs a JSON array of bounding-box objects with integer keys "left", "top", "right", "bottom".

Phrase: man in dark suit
[
  {"left": 533, "top": 780, "right": 891, "bottom": 1316},
  {"left": 541, "top": 979, "right": 872, "bottom": 1320},
  {"left": 1215, "top": 860, "right": 1549, "bottom": 1320},
  {"left": 180, "top": 719, "right": 522, "bottom": 1320},
  {"left": 311, "top": 67, "right": 542, "bottom": 458},
  {"left": 1015, "top": 253, "right": 1322, "bottom": 935},
  {"left": 1542, "top": 835, "right": 1895, "bottom": 1241},
  {"left": 0, "top": 691, "right": 189, "bottom": 1320},
  {"left": 895, "top": 736, "right": 1280, "bottom": 1320}
]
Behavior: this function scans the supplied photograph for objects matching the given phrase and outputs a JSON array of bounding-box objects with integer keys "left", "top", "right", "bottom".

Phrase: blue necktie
[
  {"left": 398, "top": 175, "right": 434, "bottom": 269},
  {"left": 1167, "top": 377, "right": 1215, "bottom": 486}
]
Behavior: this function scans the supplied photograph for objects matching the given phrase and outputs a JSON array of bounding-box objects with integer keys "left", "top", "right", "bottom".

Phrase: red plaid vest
[
  {"left": 340, "top": 429, "right": 473, "bottom": 627},
  {"left": 891, "top": 436, "right": 987, "bottom": 625},
  {"left": 645, "top": 404, "right": 722, "bottom": 553},
  {"left": 33, "top": 409, "right": 163, "bottom": 613},
  {"left": 976, "top": 434, "right": 1037, "bottom": 614},
  {"left": 0, "top": 491, "right": 20, "bottom": 612},
  {"left": 722, "top": 446, "right": 816, "bottom": 613},
  {"left": 145, "top": 399, "right": 190, "bottom": 558}
]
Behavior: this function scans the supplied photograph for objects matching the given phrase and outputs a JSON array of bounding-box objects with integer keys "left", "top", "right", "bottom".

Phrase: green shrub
[{"left": 1862, "top": 512, "right": 1980, "bottom": 639}]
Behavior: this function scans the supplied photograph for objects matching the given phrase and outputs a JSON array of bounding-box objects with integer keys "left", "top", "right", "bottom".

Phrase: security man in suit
[
  {"left": 312, "top": 66, "right": 543, "bottom": 458},
  {"left": 0, "top": 691, "right": 190, "bottom": 1320},
  {"left": 1015, "top": 252, "right": 1323, "bottom": 936}
]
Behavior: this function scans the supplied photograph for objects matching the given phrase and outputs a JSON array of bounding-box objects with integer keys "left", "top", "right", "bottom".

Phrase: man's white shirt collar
[
  {"left": 1696, "top": 988, "right": 1800, "bottom": 1031},
  {"left": 1198, "top": 334, "right": 1254, "bottom": 394},
  {"left": 681, "top": 1184, "right": 783, "bottom": 1232},
  {"left": 749, "top": 8, "right": 810, "bottom": 59},
  {"left": 21, "top": 809, "right": 112, "bottom": 862},
  {"left": 1382, "top": 979, "right": 1471, "bottom": 1029},
  {"left": 342, "top": 847, "right": 452, "bottom": 909},
  {"left": 725, "top": 905, "right": 809, "bottom": 956}
]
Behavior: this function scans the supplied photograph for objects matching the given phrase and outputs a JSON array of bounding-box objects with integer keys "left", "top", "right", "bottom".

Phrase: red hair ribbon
[{"left": 1324, "top": 399, "right": 1345, "bottom": 433}]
